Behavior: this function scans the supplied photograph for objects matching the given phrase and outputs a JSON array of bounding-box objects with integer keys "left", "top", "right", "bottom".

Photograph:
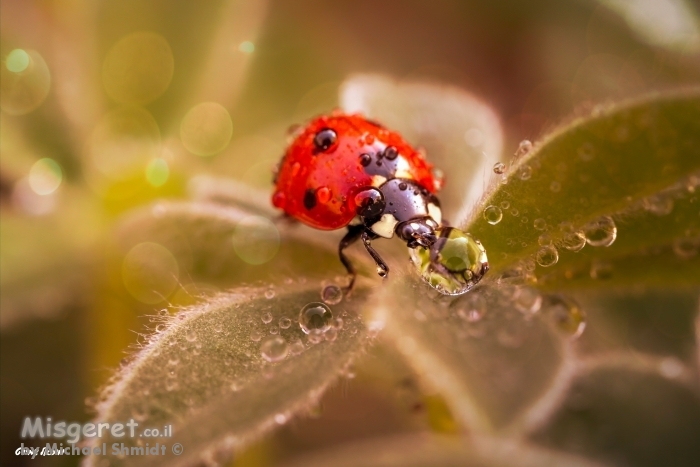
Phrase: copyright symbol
[{"left": 172, "top": 443, "right": 183, "bottom": 455}]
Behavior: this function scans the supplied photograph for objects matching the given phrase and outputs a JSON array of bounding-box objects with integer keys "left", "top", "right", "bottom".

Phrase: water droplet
[
  {"left": 453, "top": 294, "right": 487, "bottom": 322},
  {"left": 538, "top": 233, "right": 553, "bottom": 246},
  {"left": 514, "top": 287, "right": 542, "bottom": 315},
  {"left": 299, "top": 303, "right": 333, "bottom": 334},
  {"left": 521, "top": 216, "right": 529, "bottom": 224},
  {"left": 519, "top": 165, "right": 533, "bottom": 180},
  {"left": 583, "top": 216, "right": 617, "bottom": 247},
  {"left": 577, "top": 143, "right": 595, "bottom": 161},
  {"left": 333, "top": 317, "right": 344, "bottom": 330},
  {"left": 515, "top": 140, "right": 533, "bottom": 157},
  {"left": 250, "top": 329, "right": 262, "bottom": 342},
  {"left": 642, "top": 195, "right": 673, "bottom": 216},
  {"left": 377, "top": 267, "right": 388, "bottom": 277},
  {"left": 307, "top": 329, "right": 324, "bottom": 344},
  {"left": 261, "top": 336, "right": 288, "bottom": 362},
  {"left": 269, "top": 326, "right": 280, "bottom": 335},
  {"left": 550, "top": 181, "right": 561, "bottom": 192},
  {"left": 561, "top": 231, "right": 586, "bottom": 252},
  {"left": 483, "top": 205, "right": 503, "bottom": 225},
  {"left": 261, "top": 312, "right": 273, "bottom": 324},
  {"left": 324, "top": 327, "right": 338, "bottom": 342},
  {"left": 500, "top": 201, "right": 510, "bottom": 210},
  {"left": 511, "top": 208, "right": 519, "bottom": 217},
  {"left": 546, "top": 295, "right": 586, "bottom": 339},
  {"left": 533, "top": 218, "right": 546, "bottom": 230},
  {"left": 289, "top": 338, "right": 305, "bottom": 355},
  {"left": 264, "top": 289, "right": 275, "bottom": 299},
  {"left": 493, "top": 162, "right": 506, "bottom": 174},
  {"left": 590, "top": 261, "right": 613, "bottom": 280},
  {"left": 536, "top": 245, "right": 559, "bottom": 267},
  {"left": 279, "top": 317, "right": 291, "bottom": 329},
  {"left": 408, "top": 227, "right": 489, "bottom": 296},
  {"left": 316, "top": 186, "right": 332, "bottom": 204},
  {"left": 673, "top": 236, "right": 699, "bottom": 259},
  {"left": 321, "top": 284, "right": 343, "bottom": 305},
  {"left": 186, "top": 330, "right": 197, "bottom": 342}
]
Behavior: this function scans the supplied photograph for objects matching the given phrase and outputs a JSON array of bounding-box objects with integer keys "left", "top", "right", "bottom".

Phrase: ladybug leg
[
  {"left": 338, "top": 224, "right": 364, "bottom": 293},
  {"left": 360, "top": 230, "right": 389, "bottom": 279}
]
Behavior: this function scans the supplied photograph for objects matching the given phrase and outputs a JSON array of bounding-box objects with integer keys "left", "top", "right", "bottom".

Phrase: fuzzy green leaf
[
  {"left": 463, "top": 89, "right": 700, "bottom": 275},
  {"left": 84, "top": 283, "right": 372, "bottom": 467}
]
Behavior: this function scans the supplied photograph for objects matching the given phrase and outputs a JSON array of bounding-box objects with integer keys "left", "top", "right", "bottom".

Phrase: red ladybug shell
[{"left": 272, "top": 113, "right": 440, "bottom": 230}]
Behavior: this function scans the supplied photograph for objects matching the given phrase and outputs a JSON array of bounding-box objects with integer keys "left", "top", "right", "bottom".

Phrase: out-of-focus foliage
[{"left": 1, "top": 1, "right": 699, "bottom": 467}]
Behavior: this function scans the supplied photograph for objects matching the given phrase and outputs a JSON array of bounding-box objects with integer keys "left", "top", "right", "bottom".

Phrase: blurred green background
[{"left": 1, "top": 0, "right": 699, "bottom": 466}]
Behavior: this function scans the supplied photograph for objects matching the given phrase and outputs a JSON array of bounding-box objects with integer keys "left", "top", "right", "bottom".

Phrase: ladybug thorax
[{"left": 273, "top": 114, "right": 441, "bottom": 231}]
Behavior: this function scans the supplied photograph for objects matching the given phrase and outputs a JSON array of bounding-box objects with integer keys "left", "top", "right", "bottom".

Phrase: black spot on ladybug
[
  {"left": 304, "top": 189, "right": 317, "bottom": 210},
  {"left": 359, "top": 153, "right": 372, "bottom": 167},
  {"left": 384, "top": 146, "right": 398, "bottom": 160},
  {"left": 398, "top": 182, "right": 408, "bottom": 191},
  {"left": 313, "top": 128, "right": 337, "bottom": 152},
  {"left": 376, "top": 160, "right": 383, "bottom": 167}
]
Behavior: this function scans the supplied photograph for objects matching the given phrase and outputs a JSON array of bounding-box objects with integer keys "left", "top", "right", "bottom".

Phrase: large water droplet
[
  {"left": 261, "top": 336, "right": 288, "bottom": 362},
  {"left": 536, "top": 245, "right": 559, "bottom": 267},
  {"left": 321, "top": 285, "right": 343, "bottom": 305},
  {"left": 483, "top": 205, "right": 503, "bottom": 225},
  {"left": 493, "top": 162, "right": 506, "bottom": 174},
  {"left": 299, "top": 303, "right": 333, "bottom": 334},
  {"left": 408, "top": 227, "right": 489, "bottom": 296},
  {"left": 546, "top": 295, "right": 586, "bottom": 339},
  {"left": 561, "top": 231, "right": 586, "bottom": 252},
  {"left": 583, "top": 216, "right": 617, "bottom": 247}
]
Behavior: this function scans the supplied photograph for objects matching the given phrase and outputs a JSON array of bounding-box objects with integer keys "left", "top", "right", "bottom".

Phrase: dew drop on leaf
[
  {"left": 453, "top": 294, "right": 487, "bottom": 322},
  {"left": 261, "top": 312, "right": 273, "bottom": 324},
  {"left": 533, "top": 218, "right": 546, "bottom": 230},
  {"left": 321, "top": 284, "right": 343, "bottom": 305},
  {"left": 515, "top": 139, "right": 533, "bottom": 157},
  {"left": 483, "top": 205, "right": 503, "bottom": 225},
  {"left": 561, "top": 230, "right": 587, "bottom": 252},
  {"left": 250, "top": 329, "right": 262, "bottom": 342},
  {"left": 185, "top": 330, "right": 197, "bottom": 342},
  {"left": 500, "top": 200, "right": 510, "bottom": 209},
  {"left": 324, "top": 327, "right": 338, "bottom": 342},
  {"left": 545, "top": 295, "right": 586, "bottom": 339},
  {"left": 536, "top": 245, "right": 559, "bottom": 267},
  {"left": 278, "top": 317, "right": 291, "bottom": 329},
  {"left": 299, "top": 302, "right": 333, "bottom": 334},
  {"left": 261, "top": 336, "right": 288, "bottom": 362},
  {"left": 264, "top": 289, "right": 276, "bottom": 299},
  {"left": 519, "top": 165, "right": 533, "bottom": 180},
  {"left": 583, "top": 215, "right": 617, "bottom": 247},
  {"left": 493, "top": 162, "right": 506, "bottom": 174},
  {"left": 513, "top": 287, "right": 542, "bottom": 315},
  {"left": 642, "top": 195, "right": 674, "bottom": 216}
]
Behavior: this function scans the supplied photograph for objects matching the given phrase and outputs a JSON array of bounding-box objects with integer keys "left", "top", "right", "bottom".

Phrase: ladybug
[{"left": 272, "top": 112, "right": 447, "bottom": 290}]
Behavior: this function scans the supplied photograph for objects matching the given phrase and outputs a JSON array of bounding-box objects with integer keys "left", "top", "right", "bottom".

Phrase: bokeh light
[
  {"left": 102, "top": 32, "right": 174, "bottom": 105},
  {"left": 5, "top": 49, "right": 30, "bottom": 73},
  {"left": 122, "top": 242, "right": 179, "bottom": 304},
  {"left": 238, "top": 41, "right": 255, "bottom": 54},
  {"left": 231, "top": 215, "right": 280, "bottom": 265},
  {"left": 28, "top": 158, "right": 63, "bottom": 195},
  {"left": 180, "top": 102, "right": 233, "bottom": 156},
  {"left": 0, "top": 49, "right": 51, "bottom": 115},
  {"left": 145, "top": 158, "right": 169, "bottom": 187}
]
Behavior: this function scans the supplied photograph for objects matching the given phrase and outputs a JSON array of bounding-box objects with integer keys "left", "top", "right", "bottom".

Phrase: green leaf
[
  {"left": 84, "top": 282, "right": 372, "bottom": 467},
  {"left": 462, "top": 89, "right": 700, "bottom": 275},
  {"left": 372, "top": 275, "right": 570, "bottom": 431}
]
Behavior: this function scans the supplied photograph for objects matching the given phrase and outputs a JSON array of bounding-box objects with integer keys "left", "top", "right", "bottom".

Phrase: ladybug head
[{"left": 397, "top": 218, "right": 439, "bottom": 248}]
